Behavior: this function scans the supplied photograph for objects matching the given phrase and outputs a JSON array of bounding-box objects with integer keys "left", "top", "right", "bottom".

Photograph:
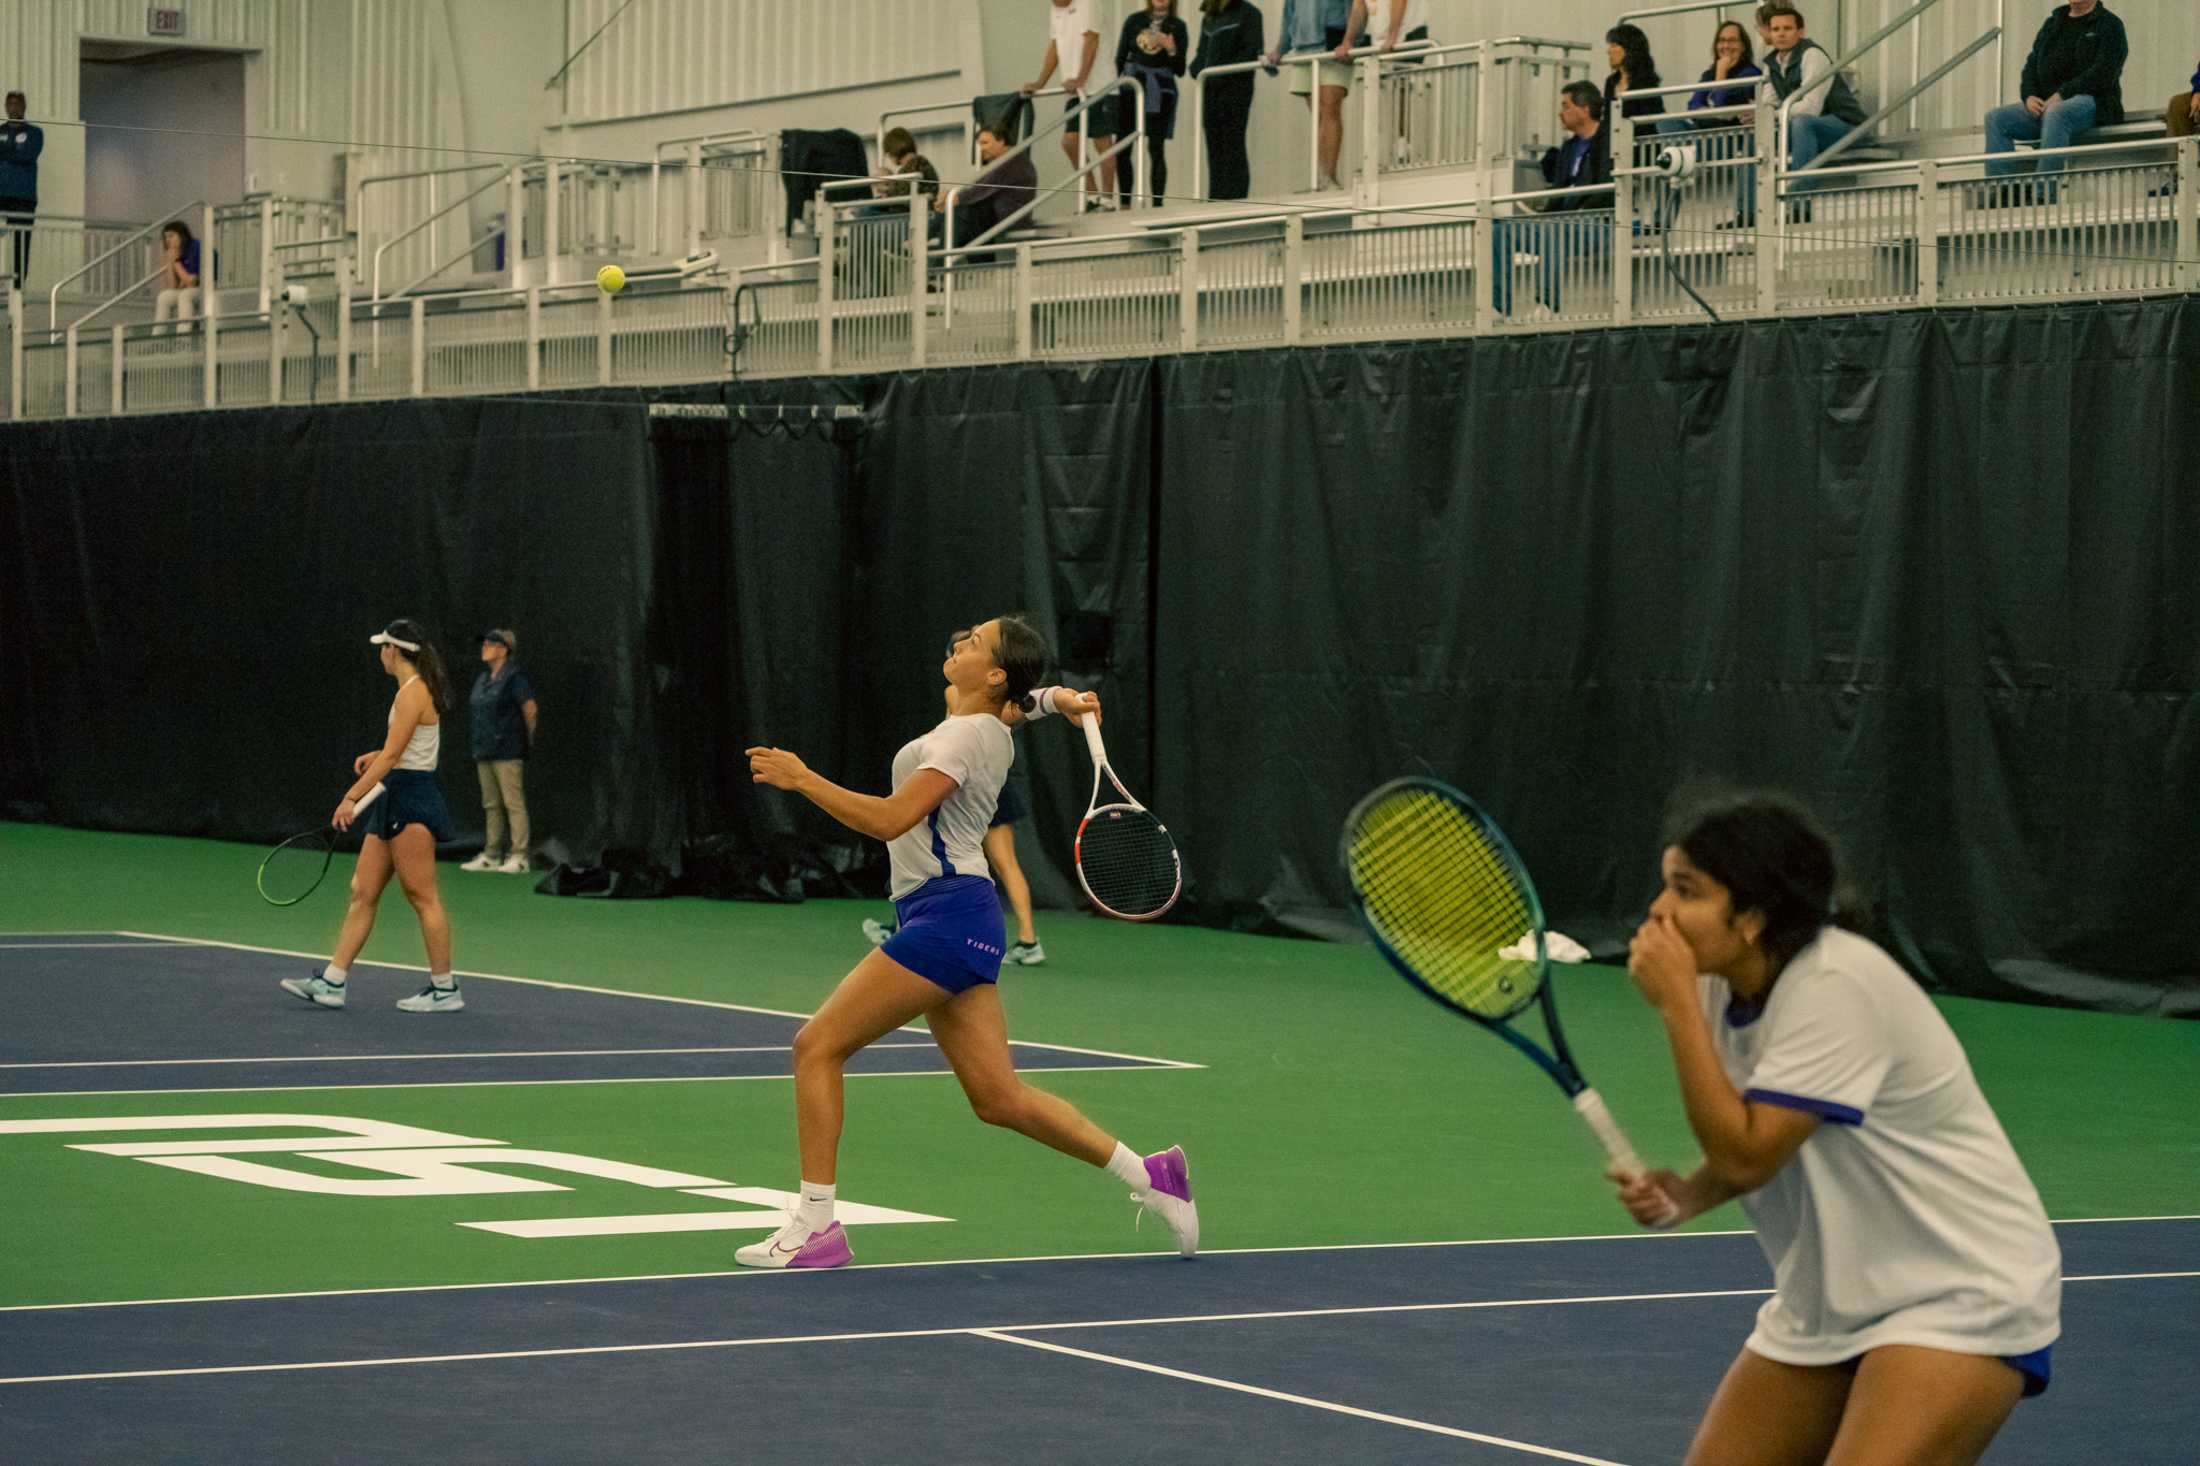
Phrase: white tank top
[{"left": 390, "top": 675, "right": 440, "bottom": 771}]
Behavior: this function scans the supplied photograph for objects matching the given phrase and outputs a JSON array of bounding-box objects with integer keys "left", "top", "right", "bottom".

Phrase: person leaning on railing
[
  {"left": 1115, "top": 0, "right": 1191, "bottom": 208},
  {"left": 1264, "top": 0, "right": 1365, "bottom": 192},
  {"left": 1, "top": 89, "right": 42, "bottom": 290},
  {"left": 1025, "top": 0, "right": 1120, "bottom": 213},
  {"left": 1190, "top": 0, "right": 1265, "bottom": 201},
  {"left": 1982, "top": 0, "right": 2128, "bottom": 206},
  {"left": 1491, "top": 80, "right": 1613, "bottom": 318}
]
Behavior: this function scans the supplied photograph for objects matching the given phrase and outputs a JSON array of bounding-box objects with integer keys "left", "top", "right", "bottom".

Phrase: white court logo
[{"left": 0, "top": 1113, "right": 948, "bottom": 1239}]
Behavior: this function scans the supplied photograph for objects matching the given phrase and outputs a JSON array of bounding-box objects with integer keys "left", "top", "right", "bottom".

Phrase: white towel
[{"left": 1498, "top": 930, "right": 1591, "bottom": 963}]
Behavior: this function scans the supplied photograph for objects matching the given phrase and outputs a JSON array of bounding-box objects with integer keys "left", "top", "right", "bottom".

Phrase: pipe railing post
[
  {"left": 410, "top": 296, "right": 426, "bottom": 396},
  {"left": 908, "top": 187, "right": 928, "bottom": 370},
  {"left": 257, "top": 195, "right": 275, "bottom": 315},
  {"left": 336, "top": 258, "right": 353, "bottom": 401},
  {"left": 2178, "top": 137, "right": 2198, "bottom": 293},
  {"left": 111, "top": 322, "right": 124, "bottom": 413},
  {"left": 686, "top": 141, "right": 705, "bottom": 257},
  {"left": 1916, "top": 160, "right": 1939, "bottom": 307},
  {"left": 545, "top": 159, "right": 563, "bottom": 284},
  {"left": 1756, "top": 99, "right": 1780, "bottom": 314},
  {"left": 525, "top": 284, "right": 542, "bottom": 391},
  {"left": 817, "top": 199, "right": 836, "bottom": 373},
  {"left": 63, "top": 323, "right": 78, "bottom": 416},
  {"left": 1612, "top": 114, "right": 1635, "bottom": 326},
  {"left": 1178, "top": 229, "right": 1198, "bottom": 352},
  {"left": 1282, "top": 212, "right": 1304, "bottom": 343},
  {"left": 597, "top": 285, "right": 613, "bottom": 385},
  {"left": 506, "top": 166, "right": 525, "bottom": 291},
  {"left": 1013, "top": 242, "right": 1033, "bottom": 360},
  {"left": 1360, "top": 54, "right": 1382, "bottom": 198},
  {"left": 200, "top": 202, "right": 219, "bottom": 408},
  {"left": 8, "top": 284, "right": 24, "bottom": 419},
  {"left": 269, "top": 299, "right": 284, "bottom": 404}
]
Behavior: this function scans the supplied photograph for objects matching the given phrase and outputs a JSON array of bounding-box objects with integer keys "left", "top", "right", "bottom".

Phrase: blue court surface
[
  {"left": 0, "top": 1221, "right": 2192, "bottom": 1463},
  {"left": 0, "top": 933, "right": 1185, "bottom": 1095}
]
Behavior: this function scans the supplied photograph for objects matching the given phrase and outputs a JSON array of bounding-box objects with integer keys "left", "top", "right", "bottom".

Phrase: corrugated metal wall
[{"left": 559, "top": 0, "right": 962, "bottom": 123}]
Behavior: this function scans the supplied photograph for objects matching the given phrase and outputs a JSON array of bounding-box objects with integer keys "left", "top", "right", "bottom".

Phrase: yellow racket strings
[{"left": 1348, "top": 788, "right": 1540, "bottom": 1019}]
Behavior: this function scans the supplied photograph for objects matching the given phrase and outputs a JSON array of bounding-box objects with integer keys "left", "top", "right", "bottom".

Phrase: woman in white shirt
[
  {"left": 1617, "top": 788, "right": 2060, "bottom": 1465},
  {"left": 735, "top": 615, "right": 1197, "bottom": 1269}
]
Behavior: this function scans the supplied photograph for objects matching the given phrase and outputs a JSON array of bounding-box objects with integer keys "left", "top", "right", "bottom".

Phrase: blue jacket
[
  {"left": 0, "top": 121, "right": 42, "bottom": 199},
  {"left": 1274, "top": 0, "right": 1358, "bottom": 55},
  {"left": 1689, "top": 62, "right": 1763, "bottom": 112}
]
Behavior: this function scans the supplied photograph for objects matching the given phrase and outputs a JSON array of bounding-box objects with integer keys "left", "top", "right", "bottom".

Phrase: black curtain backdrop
[
  {"left": 0, "top": 398, "right": 675, "bottom": 864},
  {"left": 4, "top": 300, "right": 2195, "bottom": 1014}
]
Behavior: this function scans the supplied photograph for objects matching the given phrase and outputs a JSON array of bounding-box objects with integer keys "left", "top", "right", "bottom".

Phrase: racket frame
[
  {"left": 1073, "top": 717, "right": 1183, "bottom": 922},
  {"left": 1340, "top": 776, "right": 1656, "bottom": 1186},
  {"left": 255, "top": 783, "right": 387, "bottom": 907}
]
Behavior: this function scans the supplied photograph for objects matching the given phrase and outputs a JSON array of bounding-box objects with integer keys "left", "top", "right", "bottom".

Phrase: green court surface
[{"left": 3, "top": 821, "right": 2195, "bottom": 1310}]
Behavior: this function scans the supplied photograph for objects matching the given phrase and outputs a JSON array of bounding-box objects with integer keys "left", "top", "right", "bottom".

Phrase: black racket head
[
  {"left": 257, "top": 829, "right": 337, "bottom": 907},
  {"left": 1338, "top": 777, "right": 1548, "bottom": 1022},
  {"left": 1076, "top": 804, "right": 1183, "bottom": 921}
]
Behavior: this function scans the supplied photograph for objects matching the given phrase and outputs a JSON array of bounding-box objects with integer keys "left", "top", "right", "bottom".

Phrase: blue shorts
[
  {"left": 363, "top": 768, "right": 455, "bottom": 844},
  {"left": 882, "top": 875, "right": 1005, "bottom": 995},
  {"left": 1836, "top": 1344, "right": 2051, "bottom": 1399}
]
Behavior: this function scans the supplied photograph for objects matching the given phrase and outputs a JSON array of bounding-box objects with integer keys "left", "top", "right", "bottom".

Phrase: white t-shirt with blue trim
[
  {"left": 885, "top": 713, "right": 1014, "bottom": 901},
  {"left": 1702, "top": 927, "right": 2061, "bottom": 1364}
]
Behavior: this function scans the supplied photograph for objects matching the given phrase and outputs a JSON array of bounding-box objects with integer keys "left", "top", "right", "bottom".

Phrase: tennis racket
[
  {"left": 1340, "top": 776, "right": 1676, "bottom": 1221},
  {"left": 1073, "top": 717, "right": 1182, "bottom": 921},
  {"left": 256, "top": 783, "right": 386, "bottom": 907}
]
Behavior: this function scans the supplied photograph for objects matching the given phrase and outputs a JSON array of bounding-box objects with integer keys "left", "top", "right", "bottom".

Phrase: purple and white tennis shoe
[
  {"left": 735, "top": 1218, "right": 853, "bottom": 1270},
  {"left": 1134, "top": 1145, "right": 1199, "bottom": 1257}
]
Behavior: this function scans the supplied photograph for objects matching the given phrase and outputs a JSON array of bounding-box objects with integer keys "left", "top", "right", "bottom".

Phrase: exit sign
[{"left": 147, "top": 7, "right": 186, "bottom": 37}]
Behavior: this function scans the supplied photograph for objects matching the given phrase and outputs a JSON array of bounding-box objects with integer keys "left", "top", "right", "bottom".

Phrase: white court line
[
  {"left": 3, "top": 1222, "right": 2188, "bottom": 1314},
  {"left": 0, "top": 1062, "right": 1164, "bottom": 1102},
  {"left": 973, "top": 1329, "right": 1629, "bottom": 1465},
  {"left": 112, "top": 930, "right": 1203, "bottom": 1071},
  {"left": 0, "top": 1044, "right": 936, "bottom": 1071},
  {"left": 0, "top": 942, "right": 195, "bottom": 950}
]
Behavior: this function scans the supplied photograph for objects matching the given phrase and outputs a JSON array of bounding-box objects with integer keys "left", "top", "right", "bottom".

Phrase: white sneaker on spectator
[
  {"left": 461, "top": 853, "right": 500, "bottom": 872},
  {"left": 497, "top": 855, "right": 529, "bottom": 874}
]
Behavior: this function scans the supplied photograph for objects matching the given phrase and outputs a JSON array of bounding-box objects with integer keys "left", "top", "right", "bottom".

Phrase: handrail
[
  {"left": 647, "top": 129, "right": 769, "bottom": 257},
  {"left": 1803, "top": 27, "right": 1998, "bottom": 174},
  {"left": 274, "top": 235, "right": 353, "bottom": 252},
  {"left": 1771, "top": 0, "right": 1947, "bottom": 172},
  {"left": 67, "top": 264, "right": 169, "bottom": 334},
  {"left": 1617, "top": 0, "right": 1751, "bottom": 20},
  {"left": 653, "top": 127, "right": 767, "bottom": 157},
  {"left": 372, "top": 169, "right": 512, "bottom": 301},
  {"left": 392, "top": 224, "right": 503, "bottom": 302},
  {"left": 47, "top": 198, "right": 207, "bottom": 334},
  {"left": 937, "top": 79, "right": 1143, "bottom": 255}
]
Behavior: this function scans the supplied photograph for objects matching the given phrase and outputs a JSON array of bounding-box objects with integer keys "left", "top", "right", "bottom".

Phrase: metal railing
[
  {"left": 212, "top": 196, "right": 347, "bottom": 311},
  {"left": 0, "top": 213, "right": 156, "bottom": 310},
  {"left": 44, "top": 201, "right": 211, "bottom": 336},
  {"left": 649, "top": 130, "right": 772, "bottom": 259}
]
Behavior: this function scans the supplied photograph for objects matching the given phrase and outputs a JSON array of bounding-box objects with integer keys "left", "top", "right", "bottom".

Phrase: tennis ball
[{"left": 596, "top": 264, "right": 626, "bottom": 294}]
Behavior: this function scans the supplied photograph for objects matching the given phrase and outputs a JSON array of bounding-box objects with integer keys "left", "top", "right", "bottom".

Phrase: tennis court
[{"left": 2, "top": 825, "right": 2194, "bottom": 1463}]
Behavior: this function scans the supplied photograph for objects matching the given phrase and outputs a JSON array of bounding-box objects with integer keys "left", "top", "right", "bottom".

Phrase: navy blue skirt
[{"left": 363, "top": 768, "right": 455, "bottom": 844}]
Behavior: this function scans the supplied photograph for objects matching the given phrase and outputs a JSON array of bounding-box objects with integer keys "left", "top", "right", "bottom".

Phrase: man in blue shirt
[
  {"left": 1, "top": 90, "right": 43, "bottom": 290},
  {"left": 1492, "top": 82, "right": 1614, "bottom": 316}
]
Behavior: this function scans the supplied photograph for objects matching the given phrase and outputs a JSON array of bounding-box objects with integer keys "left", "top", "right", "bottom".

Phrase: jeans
[
  {"left": 1984, "top": 95, "right": 2099, "bottom": 179},
  {"left": 1786, "top": 114, "right": 1855, "bottom": 193},
  {"left": 1490, "top": 211, "right": 1612, "bottom": 316}
]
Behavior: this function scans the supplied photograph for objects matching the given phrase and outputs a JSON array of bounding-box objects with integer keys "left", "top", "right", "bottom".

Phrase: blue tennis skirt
[
  {"left": 362, "top": 768, "right": 456, "bottom": 844},
  {"left": 881, "top": 875, "right": 1005, "bottom": 995}
]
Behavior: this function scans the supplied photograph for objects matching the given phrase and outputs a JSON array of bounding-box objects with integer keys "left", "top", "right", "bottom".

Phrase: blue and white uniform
[
  {"left": 880, "top": 713, "right": 1016, "bottom": 993},
  {"left": 365, "top": 676, "right": 456, "bottom": 843},
  {"left": 1703, "top": 928, "right": 2062, "bottom": 1394}
]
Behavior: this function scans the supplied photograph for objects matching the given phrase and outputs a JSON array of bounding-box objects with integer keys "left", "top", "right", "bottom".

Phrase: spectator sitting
[
  {"left": 2174, "top": 58, "right": 2200, "bottom": 139},
  {"left": 873, "top": 126, "right": 941, "bottom": 206},
  {"left": 1690, "top": 20, "right": 1765, "bottom": 229},
  {"left": 1263, "top": 0, "right": 1365, "bottom": 192},
  {"left": 152, "top": 220, "right": 202, "bottom": 333},
  {"left": 1760, "top": 5, "right": 1867, "bottom": 217},
  {"left": 1491, "top": 81, "right": 1613, "bottom": 317},
  {"left": 461, "top": 628, "right": 539, "bottom": 875},
  {"left": 1024, "top": 0, "right": 1118, "bottom": 213},
  {"left": 1115, "top": 0, "right": 1191, "bottom": 207},
  {"left": 1190, "top": 0, "right": 1265, "bottom": 201},
  {"left": 1, "top": 89, "right": 42, "bottom": 291},
  {"left": 1604, "top": 24, "right": 1671, "bottom": 126},
  {"left": 1983, "top": 1, "right": 2127, "bottom": 205},
  {"left": 937, "top": 123, "right": 1039, "bottom": 254}
]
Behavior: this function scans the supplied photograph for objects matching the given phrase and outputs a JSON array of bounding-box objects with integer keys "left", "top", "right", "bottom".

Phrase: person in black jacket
[
  {"left": 1190, "top": 0, "right": 1264, "bottom": 199},
  {"left": 1983, "top": 1, "right": 2127, "bottom": 201},
  {"left": 1117, "top": 0, "right": 1192, "bottom": 206},
  {"left": 1492, "top": 82, "right": 1614, "bottom": 316}
]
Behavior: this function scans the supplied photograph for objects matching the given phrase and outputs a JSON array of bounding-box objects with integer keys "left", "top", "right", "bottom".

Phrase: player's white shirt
[
  {"left": 885, "top": 713, "right": 1014, "bottom": 901},
  {"left": 1701, "top": 927, "right": 2061, "bottom": 1364}
]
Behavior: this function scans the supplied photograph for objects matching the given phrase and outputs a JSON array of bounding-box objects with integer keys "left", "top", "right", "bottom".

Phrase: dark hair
[
  {"left": 1762, "top": 4, "right": 1804, "bottom": 26},
  {"left": 1561, "top": 79, "right": 1605, "bottom": 119},
  {"left": 1710, "top": 20, "right": 1755, "bottom": 69},
  {"left": 1662, "top": 786, "right": 1860, "bottom": 972},
  {"left": 163, "top": 218, "right": 196, "bottom": 248},
  {"left": 882, "top": 126, "right": 916, "bottom": 159},
  {"left": 1605, "top": 24, "right": 1660, "bottom": 88},
  {"left": 1201, "top": 0, "right": 1236, "bottom": 14},
  {"left": 381, "top": 618, "right": 452, "bottom": 714},
  {"left": 988, "top": 614, "right": 1049, "bottom": 713}
]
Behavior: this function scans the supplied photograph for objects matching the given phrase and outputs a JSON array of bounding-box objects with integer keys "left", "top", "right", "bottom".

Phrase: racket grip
[
  {"left": 1080, "top": 714, "right": 1109, "bottom": 767},
  {"left": 353, "top": 782, "right": 387, "bottom": 814},
  {"left": 1572, "top": 1087, "right": 1647, "bottom": 1178}
]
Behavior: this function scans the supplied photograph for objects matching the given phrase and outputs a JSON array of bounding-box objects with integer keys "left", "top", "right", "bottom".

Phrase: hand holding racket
[
  {"left": 258, "top": 783, "right": 385, "bottom": 907},
  {"left": 1340, "top": 777, "right": 1679, "bottom": 1226},
  {"left": 1073, "top": 713, "right": 1183, "bottom": 922}
]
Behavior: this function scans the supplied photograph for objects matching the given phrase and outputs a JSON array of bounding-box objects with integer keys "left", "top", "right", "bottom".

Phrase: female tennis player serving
[
  {"left": 280, "top": 620, "right": 465, "bottom": 1014},
  {"left": 1616, "top": 789, "right": 2059, "bottom": 1465},
  {"left": 737, "top": 615, "right": 1196, "bottom": 1269}
]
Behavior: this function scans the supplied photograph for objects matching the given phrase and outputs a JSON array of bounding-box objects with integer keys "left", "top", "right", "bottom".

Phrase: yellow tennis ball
[{"left": 596, "top": 264, "right": 626, "bottom": 294}]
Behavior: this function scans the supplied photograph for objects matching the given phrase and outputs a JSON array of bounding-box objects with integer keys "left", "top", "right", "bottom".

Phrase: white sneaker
[
  {"left": 735, "top": 1216, "right": 852, "bottom": 1270},
  {"left": 1132, "top": 1145, "right": 1199, "bottom": 1257},
  {"left": 861, "top": 918, "right": 894, "bottom": 948},
  {"left": 1008, "top": 941, "right": 1046, "bottom": 966},
  {"left": 460, "top": 853, "right": 501, "bottom": 872},
  {"left": 396, "top": 984, "right": 465, "bottom": 1013},
  {"left": 496, "top": 854, "right": 530, "bottom": 874},
  {"left": 279, "top": 972, "right": 347, "bottom": 1009}
]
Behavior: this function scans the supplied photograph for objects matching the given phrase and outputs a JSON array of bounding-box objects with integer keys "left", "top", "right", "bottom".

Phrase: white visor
[{"left": 368, "top": 630, "right": 421, "bottom": 652}]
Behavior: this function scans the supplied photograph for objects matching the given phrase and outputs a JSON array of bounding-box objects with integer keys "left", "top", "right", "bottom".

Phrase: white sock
[
  {"left": 321, "top": 964, "right": 349, "bottom": 985},
  {"left": 429, "top": 972, "right": 455, "bottom": 991},
  {"left": 1104, "top": 1142, "right": 1149, "bottom": 1193},
  {"left": 797, "top": 1180, "right": 835, "bottom": 1232}
]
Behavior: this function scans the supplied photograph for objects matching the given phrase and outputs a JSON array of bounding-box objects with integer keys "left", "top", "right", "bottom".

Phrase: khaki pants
[
  {"left": 477, "top": 759, "right": 529, "bottom": 856},
  {"left": 2170, "top": 93, "right": 2198, "bottom": 139}
]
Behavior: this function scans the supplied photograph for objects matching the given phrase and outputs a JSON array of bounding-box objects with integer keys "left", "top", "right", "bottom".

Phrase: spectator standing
[
  {"left": 1690, "top": 21, "right": 1765, "bottom": 228},
  {"left": 1, "top": 90, "right": 43, "bottom": 290},
  {"left": 152, "top": 220, "right": 202, "bottom": 333},
  {"left": 1026, "top": 0, "right": 1120, "bottom": 212},
  {"left": 938, "top": 122, "right": 1041, "bottom": 250},
  {"left": 1760, "top": 6, "right": 1866, "bottom": 217},
  {"left": 1116, "top": 0, "right": 1191, "bottom": 207},
  {"left": 1264, "top": 0, "right": 1364, "bottom": 192},
  {"left": 462, "top": 628, "right": 539, "bottom": 874},
  {"left": 1190, "top": 0, "right": 1264, "bottom": 200},
  {"left": 1491, "top": 81, "right": 1613, "bottom": 317},
  {"left": 1983, "top": 1, "right": 2128, "bottom": 203}
]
